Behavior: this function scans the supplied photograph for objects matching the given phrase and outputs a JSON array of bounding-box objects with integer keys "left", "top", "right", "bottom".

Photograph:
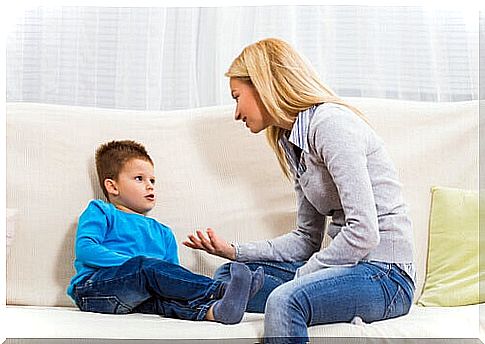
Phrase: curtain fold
[{"left": 6, "top": 6, "right": 480, "bottom": 110}]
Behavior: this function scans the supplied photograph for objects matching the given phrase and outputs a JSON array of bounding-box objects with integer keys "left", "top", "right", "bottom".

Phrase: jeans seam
[
  {"left": 187, "top": 280, "right": 222, "bottom": 321},
  {"left": 383, "top": 285, "right": 404, "bottom": 319},
  {"left": 187, "top": 280, "right": 221, "bottom": 306},
  {"left": 80, "top": 295, "right": 132, "bottom": 313},
  {"left": 75, "top": 270, "right": 141, "bottom": 292},
  {"left": 266, "top": 274, "right": 284, "bottom": 285},
  {"left": 250, "top": 261, "right": 303, "bottom": 274},
  {"left": 363, "top": 262, "right": 392, "bottom": 281},
  {"left": 195, "top": 298, "right": 217, "bottom": 321}
]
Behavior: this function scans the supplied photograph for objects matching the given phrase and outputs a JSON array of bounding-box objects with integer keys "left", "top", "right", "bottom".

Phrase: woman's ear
[{"left": 104, "top": 179, "right": 119, "bottom": 196}]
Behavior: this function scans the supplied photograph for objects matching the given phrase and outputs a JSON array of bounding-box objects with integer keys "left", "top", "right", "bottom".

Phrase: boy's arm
[
  {"left": 75, "top": 201, "right": 132, "bottom": 268},
  {"left": 166, "top": 229, "right": 180, "bottom": 265}
]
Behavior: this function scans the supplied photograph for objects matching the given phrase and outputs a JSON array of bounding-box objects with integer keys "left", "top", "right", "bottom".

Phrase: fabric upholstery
[
  {"left": 4, "top": 304, "right": 482, "bottom": 339},
  {"left": 5, "top": 98, "right": 480, "bottom": 339}
]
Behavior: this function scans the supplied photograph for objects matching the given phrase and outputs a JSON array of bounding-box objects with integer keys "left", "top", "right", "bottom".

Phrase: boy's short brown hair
[{"left": 95, "top": 140, "right": 153, "bottom": 200}]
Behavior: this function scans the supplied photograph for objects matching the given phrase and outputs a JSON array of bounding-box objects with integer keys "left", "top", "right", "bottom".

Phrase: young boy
[{"left": 67, "top": 140, "right": 263, "bottom": 324}]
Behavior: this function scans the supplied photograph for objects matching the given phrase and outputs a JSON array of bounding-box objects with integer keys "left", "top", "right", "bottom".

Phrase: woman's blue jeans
[
  {"left": 72, "top": 256, "right": 223, "bottom": 321},
  {"left": 214, "top": 260, "right": 415, "bottom": 343}
]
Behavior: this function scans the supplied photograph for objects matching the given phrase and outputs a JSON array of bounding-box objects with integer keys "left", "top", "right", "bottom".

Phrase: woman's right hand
[{"left": 182, "top": 227, "right": 236, "bottom": 261}]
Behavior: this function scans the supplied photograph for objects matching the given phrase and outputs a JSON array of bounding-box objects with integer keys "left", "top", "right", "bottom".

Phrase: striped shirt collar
[{"left": 288, "top": 105, "right": 318, "bottom": 154}]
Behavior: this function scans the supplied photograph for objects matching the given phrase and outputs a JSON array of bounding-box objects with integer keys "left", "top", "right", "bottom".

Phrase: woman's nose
[{"left": 234, "top": 106, "right": 241, "bottom": 121}]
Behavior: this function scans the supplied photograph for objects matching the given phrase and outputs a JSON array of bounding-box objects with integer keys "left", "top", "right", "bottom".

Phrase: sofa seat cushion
[{"left": 4, "top": 305, "right": 483, "bottom": 340}]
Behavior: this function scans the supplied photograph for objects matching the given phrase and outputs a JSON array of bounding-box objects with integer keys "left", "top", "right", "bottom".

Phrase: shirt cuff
[
  {"left": 294, "top": 258, "right": 357, "bottom": 279},
  {"left": 294, "top": 262, "right": 314, "bottom": 278},
  {"left": 231, "top": 242, "right": 240, "bottom": 261}
]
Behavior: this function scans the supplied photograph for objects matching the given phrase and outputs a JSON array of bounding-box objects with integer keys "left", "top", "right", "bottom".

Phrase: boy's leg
[
  {"left": 73, "top": 257, "right": 152, "bottom": 314},
  {"left": 135, "top": 262, "right": 264, "bottom": 324},
  {"left": 73, "top": 256, "right": 223, "bottom": 317},
  {"left": 213, "top": 261, "right": 305, "bottom": 313}
]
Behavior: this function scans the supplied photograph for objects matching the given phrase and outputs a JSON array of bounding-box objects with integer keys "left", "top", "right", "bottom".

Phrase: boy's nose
[{"left": 234, "top": 107, "right": 241, "bottom": 121}]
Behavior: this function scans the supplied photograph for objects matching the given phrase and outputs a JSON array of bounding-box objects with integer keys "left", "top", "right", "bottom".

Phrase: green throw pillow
[{"left": 418, "top": 186, "right": 483, "bottom": 306}]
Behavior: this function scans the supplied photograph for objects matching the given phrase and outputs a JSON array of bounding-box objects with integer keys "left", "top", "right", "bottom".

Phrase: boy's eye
[
  {"left": 150, "top": 179, "right": 156, "bottom": 185},
  {"left": 135, "top": 176, "right": 143, "bottom": 181}
]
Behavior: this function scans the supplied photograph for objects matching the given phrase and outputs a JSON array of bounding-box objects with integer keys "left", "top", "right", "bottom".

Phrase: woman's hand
[{"left": 183, "top": 227, "right": 236, "bottom": 260}]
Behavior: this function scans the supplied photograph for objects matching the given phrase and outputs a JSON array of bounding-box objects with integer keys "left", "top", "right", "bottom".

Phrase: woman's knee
[
  {"left": 265, "top": 283, "right": 308, "bottom": 317},
  {"left": 264, "top": 282, "right": 311, "bottom": 339}
]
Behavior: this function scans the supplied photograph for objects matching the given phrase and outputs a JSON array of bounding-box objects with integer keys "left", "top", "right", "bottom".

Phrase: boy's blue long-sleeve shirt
[{"left": 67, "top": 199, "right": 179, "bottom": 298}]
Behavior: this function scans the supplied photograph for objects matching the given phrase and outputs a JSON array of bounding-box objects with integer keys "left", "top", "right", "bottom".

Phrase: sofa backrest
[{"left": 6, "top": 98, "right": 478, "bottom": 307}]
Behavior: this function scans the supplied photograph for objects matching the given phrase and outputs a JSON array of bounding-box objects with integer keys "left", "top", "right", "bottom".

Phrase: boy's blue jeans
[
  {"left": 72, "top": 256, "right": 223, "bottom": 321},
  {"left": 214, "top": 260, "right": 414, "bottom": 343}
]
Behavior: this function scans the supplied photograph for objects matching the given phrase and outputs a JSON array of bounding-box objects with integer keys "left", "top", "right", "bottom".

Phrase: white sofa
[{"left": 4, "top": 98, "right": 483, "bottom": 342}]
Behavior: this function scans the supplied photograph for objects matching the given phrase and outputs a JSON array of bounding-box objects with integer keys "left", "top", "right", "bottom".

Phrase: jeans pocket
[
  {"left": 80, "top": 295, "right": 131, "bottom": 314},
  {"left": 365, "top": 261, "right": 392, "bottom": 281},
  {"left": 383, "top": 286, "right": 407, "bottom": 319}
]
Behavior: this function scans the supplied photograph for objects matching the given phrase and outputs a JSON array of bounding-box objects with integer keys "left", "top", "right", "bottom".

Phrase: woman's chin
[{"left": 248, "top": 126, "right": 262, "bottom": 134}]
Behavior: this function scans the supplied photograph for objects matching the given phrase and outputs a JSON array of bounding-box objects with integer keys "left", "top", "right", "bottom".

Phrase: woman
[{"left": 183, "top": 38, "right": 415, "bottom": 343}]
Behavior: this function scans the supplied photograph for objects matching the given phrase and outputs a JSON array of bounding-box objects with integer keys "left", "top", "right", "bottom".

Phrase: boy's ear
[{"left": 104, "top": 179, "right": 119, "bottom": 196}]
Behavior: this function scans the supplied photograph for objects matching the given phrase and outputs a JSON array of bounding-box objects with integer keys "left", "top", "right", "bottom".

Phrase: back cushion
[
  {"left": 350, "top": 98, "right": 478, "bottom": 300},
  {"left": 6, "top": 99, "right": 478, "bottom": 306},
  {"left": 6, "top": 103, "right": 295, "bottom": 307}
]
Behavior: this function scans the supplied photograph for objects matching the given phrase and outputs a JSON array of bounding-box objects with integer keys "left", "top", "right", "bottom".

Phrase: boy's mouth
[{"left": 145, "top": 194, "right": 155, "bottom": 201}]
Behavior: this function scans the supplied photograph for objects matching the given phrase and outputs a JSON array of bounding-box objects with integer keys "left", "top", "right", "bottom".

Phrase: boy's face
[{"left": 107, "top": 158, "right": 156, "bottom": 215}]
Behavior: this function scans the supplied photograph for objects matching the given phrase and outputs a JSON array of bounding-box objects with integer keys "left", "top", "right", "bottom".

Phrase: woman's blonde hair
[{"left": 225, "top": 38, "right": 368, "bottom": 179}]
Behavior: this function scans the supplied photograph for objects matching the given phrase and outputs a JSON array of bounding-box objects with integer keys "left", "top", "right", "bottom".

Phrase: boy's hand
[{"left": 183, "top": 228, "right": 236, "bottom": 260}]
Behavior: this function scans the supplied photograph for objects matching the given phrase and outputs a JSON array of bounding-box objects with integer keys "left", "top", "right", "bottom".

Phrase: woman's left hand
[{"left": 183, "top": 227, "right": 236, "bottom": 260}]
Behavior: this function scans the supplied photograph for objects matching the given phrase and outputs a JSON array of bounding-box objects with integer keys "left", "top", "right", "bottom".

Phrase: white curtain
[{"left": 6, "top": 6, "right": 480, "bottom": 111}]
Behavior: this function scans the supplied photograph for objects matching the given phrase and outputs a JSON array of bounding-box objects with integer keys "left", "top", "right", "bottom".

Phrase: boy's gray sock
[
  {"left": 249, "top": 266, "right": 264, "bottom": 299},
  {"left": 215, "top": 265, "right": 264, "bottom": 300},
  {"left": 212, "top": 262, "right": 251, "bottom": 324}
]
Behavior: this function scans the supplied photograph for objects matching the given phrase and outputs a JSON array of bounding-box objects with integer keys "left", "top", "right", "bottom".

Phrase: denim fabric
[
  {"left": 214, "top": 261, "right": 305, "bottom": 313},
  {"left": 72, "top": 256, "right": 222, "bottom": 321},
  {"left": 214, "top": 261, "right": 414, "bottom": 343}
]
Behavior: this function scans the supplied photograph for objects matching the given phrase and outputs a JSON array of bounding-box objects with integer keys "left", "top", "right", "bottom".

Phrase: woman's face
[{"left": 229, "top": 78, "right": 273, "bottom": 133}]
